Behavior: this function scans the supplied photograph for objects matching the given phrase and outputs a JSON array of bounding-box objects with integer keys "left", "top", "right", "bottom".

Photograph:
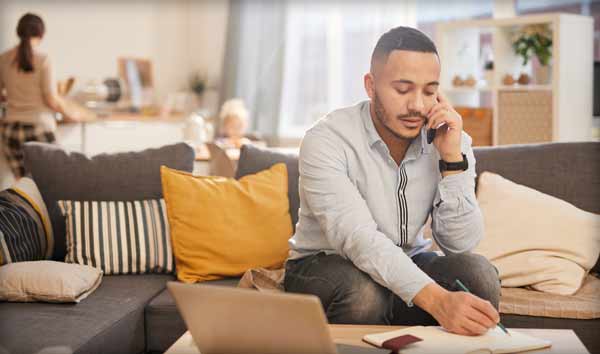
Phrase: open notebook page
[{"left": 363, "top": 326, "right": 551, "bottom": 354}]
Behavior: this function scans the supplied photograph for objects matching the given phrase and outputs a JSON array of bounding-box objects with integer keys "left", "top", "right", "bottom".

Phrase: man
[{"left": 284, "top": 26, "right": 501, "bottom": 336}]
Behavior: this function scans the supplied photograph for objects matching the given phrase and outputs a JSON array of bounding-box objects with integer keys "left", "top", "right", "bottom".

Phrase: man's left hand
[{"left": 426, "top": 91, "right": 463, "bottom": 162}]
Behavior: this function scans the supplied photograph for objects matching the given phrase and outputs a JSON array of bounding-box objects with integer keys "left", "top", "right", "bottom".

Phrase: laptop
[{"left": 167, "top": 281, "right": 389, "bottom": 354}]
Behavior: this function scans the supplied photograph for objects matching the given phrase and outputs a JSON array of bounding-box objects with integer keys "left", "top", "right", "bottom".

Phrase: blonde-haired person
[
  {"left": 218, "top": 98, "right": 251, "bottom": 149},
  {"left": 0, "top": 13, "right": 77, "bottom": 179}
]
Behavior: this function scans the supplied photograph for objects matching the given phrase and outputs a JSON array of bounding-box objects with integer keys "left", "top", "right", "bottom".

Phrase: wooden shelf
[
  {"left": 445, "top": 85, "right": 553, "bottom": 93},
  {"left": 437, "top": 13, "right": 585, "bottom": 30},
  {"left": 444, "top": 86, "right": 493, "bottom": 93},
  {"left": 497, "top": 84, "right": 552, "bottom": 91},
  {"left": 436, "top": 13, "right": 593, "bottom": 145}
]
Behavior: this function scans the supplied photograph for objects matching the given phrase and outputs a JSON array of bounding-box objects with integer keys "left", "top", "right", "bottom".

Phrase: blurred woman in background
[{"left": 0, "top": 13, "right": 77, "bottom": 179}]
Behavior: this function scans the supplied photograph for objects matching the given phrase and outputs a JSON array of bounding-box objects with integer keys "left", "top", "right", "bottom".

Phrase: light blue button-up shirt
[{"left": 288, "top": 100, "right": 484, "bottom": 305}]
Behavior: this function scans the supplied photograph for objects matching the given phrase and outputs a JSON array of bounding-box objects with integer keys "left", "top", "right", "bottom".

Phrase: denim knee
[
  {"left": 449, "top": 253, "right": 501, "bottom": 308},
  {"left": 284, "top": 254, "right": 393, "bottom": 324},
  {"left": 329, "top": 273, "right": 393, "bottom": 325}
]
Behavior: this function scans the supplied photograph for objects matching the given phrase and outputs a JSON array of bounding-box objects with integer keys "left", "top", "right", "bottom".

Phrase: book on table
[{"left": 362, "top": 326, "right": 552, "bottom": 354}]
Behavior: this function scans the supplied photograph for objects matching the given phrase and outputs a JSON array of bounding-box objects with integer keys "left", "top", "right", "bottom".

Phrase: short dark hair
[{"left": 370, "top": 26, "right": 438, "bottom": 73}]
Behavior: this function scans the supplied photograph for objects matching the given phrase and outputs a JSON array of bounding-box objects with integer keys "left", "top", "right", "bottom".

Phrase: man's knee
[
  {"left": 330, "top": 275, "right": 393, "bottom": 324},
  {"left": 448, "top": 253, "right": 501, "bottom": 308},
  {"left": 284, "top": 254, "right": 393, "bottom": 324}
]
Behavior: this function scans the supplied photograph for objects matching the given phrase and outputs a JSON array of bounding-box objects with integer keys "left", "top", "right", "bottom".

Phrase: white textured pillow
[
  {"left": 474, "top": 172, "right": 600, "bottom": 295},
  {"left": 0, "top": 261, "right": 103, "bottom": 303}
]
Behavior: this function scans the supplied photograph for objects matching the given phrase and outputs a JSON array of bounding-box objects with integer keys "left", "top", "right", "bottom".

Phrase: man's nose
[{"left": 408, "top": 93, "right": 425, "bottom": 113}]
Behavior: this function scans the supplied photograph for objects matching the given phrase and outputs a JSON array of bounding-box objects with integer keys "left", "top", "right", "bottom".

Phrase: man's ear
[{"left": 364, "top": 72, "right": 375, "bottom": 99}]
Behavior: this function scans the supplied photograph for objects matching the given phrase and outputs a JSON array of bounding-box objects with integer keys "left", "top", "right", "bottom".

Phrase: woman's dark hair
[{"left": 15, "top": 13, "right": 45, "bottom": 72}]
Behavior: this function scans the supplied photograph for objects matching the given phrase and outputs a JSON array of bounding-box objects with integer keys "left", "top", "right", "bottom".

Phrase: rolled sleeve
[
  {"left": 431, "top": 134, "right": 484, "bottom": 254},
  {"left": 300, "top": 126, "right": 434, "bottom": 304}
]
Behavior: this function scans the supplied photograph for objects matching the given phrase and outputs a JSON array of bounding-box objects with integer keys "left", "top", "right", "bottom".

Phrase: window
[{"left": 277, "top": 1, "right": 416, "bottom": 138}]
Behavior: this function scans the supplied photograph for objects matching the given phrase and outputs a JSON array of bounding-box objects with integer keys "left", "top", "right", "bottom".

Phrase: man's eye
[
  {"left": 424, "top": 92, "right": 436, "bottom": 96},
  {"left": 396, "top": 90, "right": 409, "bottom": 95}
]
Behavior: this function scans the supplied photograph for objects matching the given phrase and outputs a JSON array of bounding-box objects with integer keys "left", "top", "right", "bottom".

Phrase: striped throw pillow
[
  {"left": 58, "top": 199, "right": 174, "bottom": 275},
  {"left": 0, "top": 178, "right": 53, "bottom": 265}
]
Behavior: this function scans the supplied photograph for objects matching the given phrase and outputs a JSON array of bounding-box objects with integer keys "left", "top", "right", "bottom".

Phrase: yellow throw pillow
[{"left": 161, "top": 163, "right": 292, "bottom": 283}]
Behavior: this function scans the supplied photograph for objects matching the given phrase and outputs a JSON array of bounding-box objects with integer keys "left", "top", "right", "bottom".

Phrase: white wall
[
  {"left": 0, "top": 0, "right": 229, "bottom": 103},
  {"left": 188, "top": 0, "right": 230, "bottom": 112},
  {"left": 0, "top": 0, "right": 229, "bottom": 188}
]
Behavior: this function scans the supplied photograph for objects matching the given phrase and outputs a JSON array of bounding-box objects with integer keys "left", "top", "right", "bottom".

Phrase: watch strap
[{"left": 439, "top": 153, "right": 468, "bottom": 172}]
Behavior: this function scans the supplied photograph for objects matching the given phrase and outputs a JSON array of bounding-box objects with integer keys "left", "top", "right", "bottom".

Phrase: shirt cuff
[
  {"left": 392, "top": 273, "right": 435, "bottom": 307},
  {"left": 437, "top": 171, "right": 473, "bottom": 202}
]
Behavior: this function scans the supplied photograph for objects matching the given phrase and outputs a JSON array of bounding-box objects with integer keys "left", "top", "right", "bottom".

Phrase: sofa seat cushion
[
  {"left": 145, "top": 277, "right": 240, "bottom": 354},
  {"left": 0, "top": 274, "right": 173, "bottom": 354},
  {"left": 500, "top": 274, "right": 600, "bottom": 320}
]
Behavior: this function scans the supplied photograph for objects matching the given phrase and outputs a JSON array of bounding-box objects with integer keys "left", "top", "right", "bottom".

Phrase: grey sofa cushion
[
  {"left": 145, "top": 278, "right": 240, "bottom": 354},
  {"left": 0, "top": 274, "right": 173, "bottom": 354},
  {"left": 23, "top": 142, "right": 195, "bottom": 261},
  {"left": 236, "top": 145, "right": 300, "bottom": 230},
  {"left": 473, "top": 142, "right": 600, "bottom": 214}
]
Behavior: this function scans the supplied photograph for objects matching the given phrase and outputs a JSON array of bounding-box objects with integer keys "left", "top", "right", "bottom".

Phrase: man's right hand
[{"left": 413, "top": 283, "right": 500, "bottom": 336}]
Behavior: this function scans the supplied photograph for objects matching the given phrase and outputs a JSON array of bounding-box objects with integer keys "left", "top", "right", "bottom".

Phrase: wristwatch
[{"left": 439, "top": 153, "right": 468, "bottom": 172}]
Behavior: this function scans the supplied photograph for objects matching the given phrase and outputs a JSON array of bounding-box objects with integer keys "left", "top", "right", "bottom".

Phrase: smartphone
[
  {"left": 427, "top": 127, "right": 436, "bottom": 144},
  {"left": 426, "top": 96, "right": 441, "bottom": 144}
]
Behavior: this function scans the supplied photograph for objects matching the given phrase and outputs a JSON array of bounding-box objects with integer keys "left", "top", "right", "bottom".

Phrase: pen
[{"left": 455, "top": 279, "right": 510, "bottom": 336}]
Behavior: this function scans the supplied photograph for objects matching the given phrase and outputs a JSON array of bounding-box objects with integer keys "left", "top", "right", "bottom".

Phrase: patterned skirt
[{"left": 0, "top": 121, "right": 56, "bottom": 178}]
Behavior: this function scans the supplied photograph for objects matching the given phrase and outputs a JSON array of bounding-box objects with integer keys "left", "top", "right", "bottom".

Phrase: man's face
[{"left": 366, "top": 50, "right": 441, "bottom": 141}]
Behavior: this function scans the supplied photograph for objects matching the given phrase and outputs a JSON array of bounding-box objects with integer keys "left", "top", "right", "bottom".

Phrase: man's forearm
[
  {"left": 432, "top": 163, "right": 484, "bottom": 254},
  {"left": 412, "top": 282, "right": 448, "bottom": 314}
]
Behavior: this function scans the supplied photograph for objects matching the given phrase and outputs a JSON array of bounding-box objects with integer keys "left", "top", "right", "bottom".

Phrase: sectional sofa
[{"left": 0, "top": 141, "right": 598, "bottom": 354}]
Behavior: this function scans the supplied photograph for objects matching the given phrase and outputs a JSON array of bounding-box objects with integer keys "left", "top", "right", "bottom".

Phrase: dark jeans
[{"left": 284, "top": 251, "right": 500, "bottom": 325}]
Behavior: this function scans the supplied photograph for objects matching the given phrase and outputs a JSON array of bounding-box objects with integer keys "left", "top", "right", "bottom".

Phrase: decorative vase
[
  {"left": 518, "top": 73, "right": 531, "bottom": 85},
  {"left": 183, "top": 112, "right": 207, "bottom": 145},
  {"left": 484, "top": 70, "right": 494, "bottom": 87},
  {"left": 535, "top": 65, "right": 551, "bottom": 85},
  {"left": 502, "top": 74, "right": 515, "bottom": 86},
  {"left": 452, "top": 75, "right": 464, "bottom": 87}
]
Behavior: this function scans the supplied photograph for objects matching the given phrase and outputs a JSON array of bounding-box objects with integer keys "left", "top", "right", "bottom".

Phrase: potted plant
[
  {"left": 189, "top": 72, "right": 208, "bottom": 105},
  {"left": 512, "top": 24, "right": 553, "bottom": 84}
]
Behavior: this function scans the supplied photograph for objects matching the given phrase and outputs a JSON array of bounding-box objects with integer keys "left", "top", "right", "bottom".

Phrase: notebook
[{"left": 363, "top": 326, "right": 552, "bottom": 354}]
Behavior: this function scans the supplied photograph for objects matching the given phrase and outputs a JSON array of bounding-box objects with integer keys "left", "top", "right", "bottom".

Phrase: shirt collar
[
  {"left": 361, "top": 100, "right": 434, "bottom": 159},
  {"left": 361, "top": 101, "right": 383, "bottom": 148}
]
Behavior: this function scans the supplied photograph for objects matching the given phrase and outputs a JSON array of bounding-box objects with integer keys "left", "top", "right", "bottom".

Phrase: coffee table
[{"left": 165, "top": 324, "right": 590, "bottom": 354}]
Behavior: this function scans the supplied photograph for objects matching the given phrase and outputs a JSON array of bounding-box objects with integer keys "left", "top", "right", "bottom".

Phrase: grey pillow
[
  {"left": 236, "top": 145, "right": 299, "bottom": 230},
  {"left": 24, "top": 142, "right": 195, "bottom": 261}
]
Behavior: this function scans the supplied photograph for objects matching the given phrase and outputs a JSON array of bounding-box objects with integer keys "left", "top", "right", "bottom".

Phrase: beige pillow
[
  {"left": 0, "top": 261, "right": 103, "bottom": 303},
  {"left": 474, "top": 172, "right": 600, "bottom": 295}
]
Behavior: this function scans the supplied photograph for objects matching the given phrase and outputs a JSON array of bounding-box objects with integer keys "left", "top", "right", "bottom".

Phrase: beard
[{"left": 372, "top": 91, "right": 424, "bottom": 141}]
